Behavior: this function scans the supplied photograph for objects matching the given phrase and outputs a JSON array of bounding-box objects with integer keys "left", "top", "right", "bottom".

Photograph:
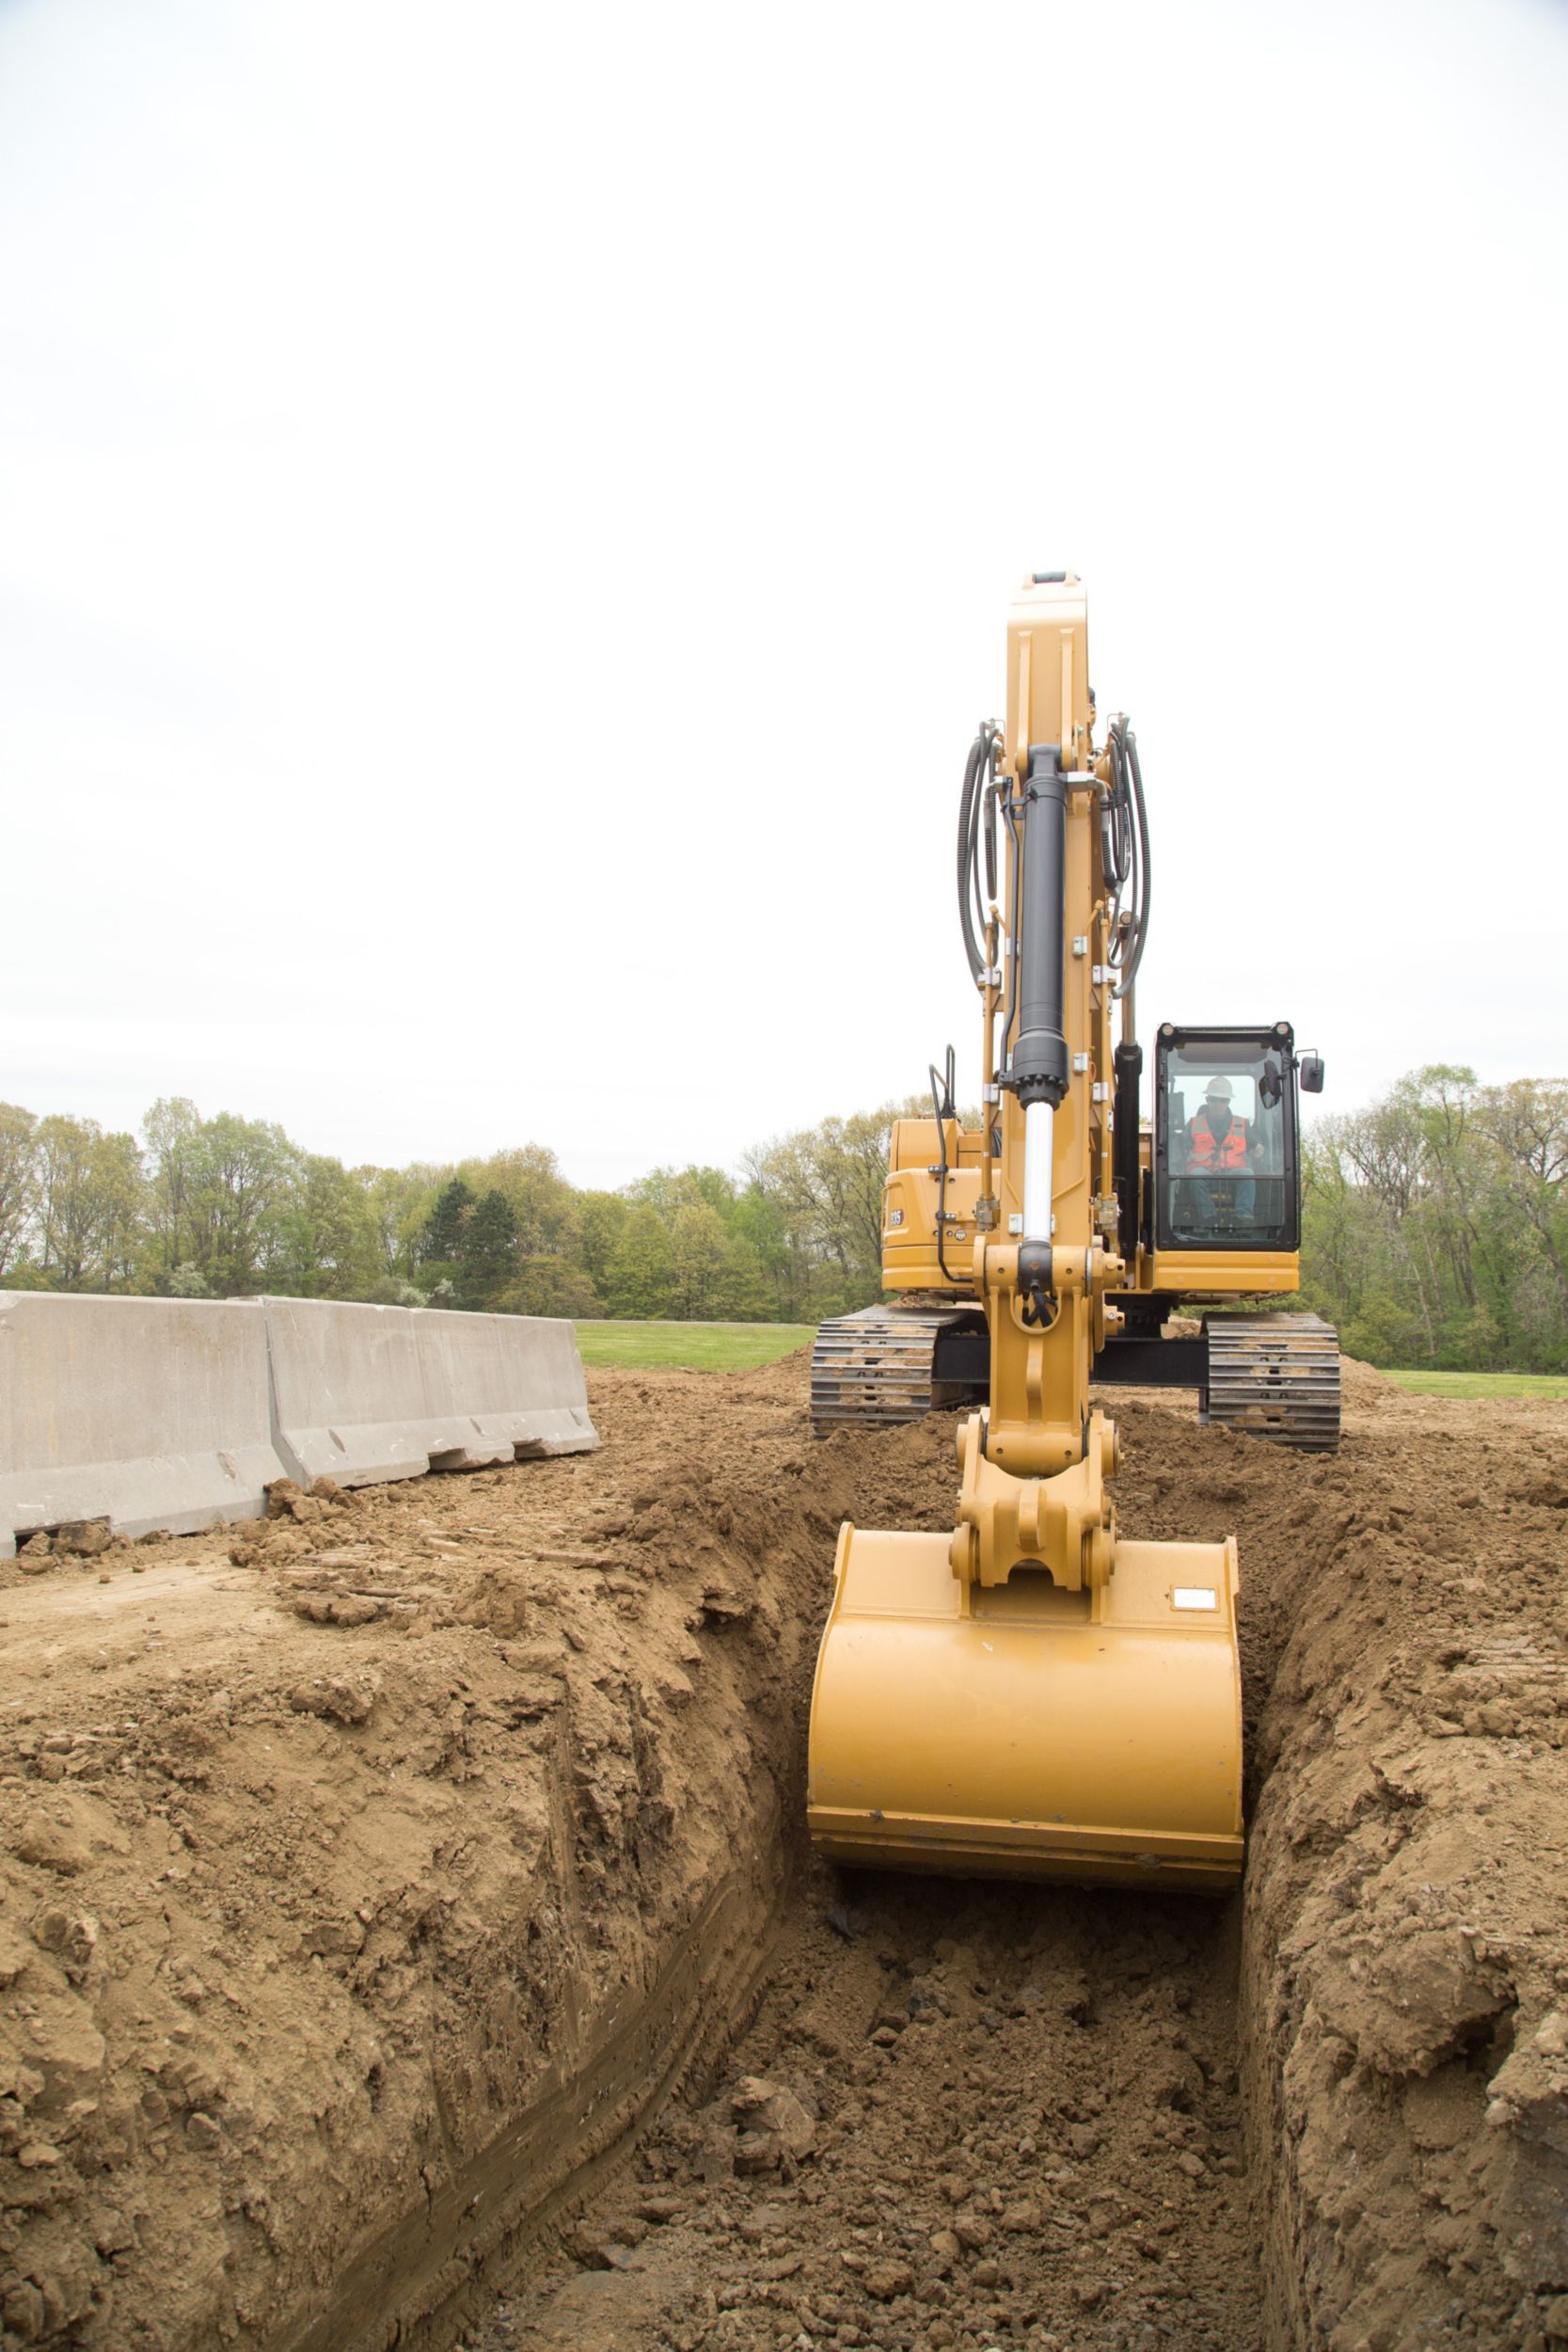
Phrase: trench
[
  {"left": 441, "top": 1517, "right": 1277, "bottom": 2350},
  {"left": 361, "top": 1367, "right": 1566, "bottom": 2352}
]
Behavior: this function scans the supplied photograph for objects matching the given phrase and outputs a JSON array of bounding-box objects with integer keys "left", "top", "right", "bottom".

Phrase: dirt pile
[{"left": 0, "top": 1360, "right": 954, "bottom": 2352}]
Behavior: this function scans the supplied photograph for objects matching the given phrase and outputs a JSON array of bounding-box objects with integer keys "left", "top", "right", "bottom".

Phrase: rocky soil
[{"left": 0, "top": 1356, "right": 1563, "bottom": 2352}]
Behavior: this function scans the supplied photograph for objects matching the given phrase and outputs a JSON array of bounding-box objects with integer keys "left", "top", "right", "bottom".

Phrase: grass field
[
  {"left": 1385, "top": 1369, "right": 1568, "bottom": 1401},
  {"left": 571, "top": 1325, "right": 1568, "bottom": 1396},
  {"left": 572, "top": 1320, "right": 816, "bottom": 1372}
]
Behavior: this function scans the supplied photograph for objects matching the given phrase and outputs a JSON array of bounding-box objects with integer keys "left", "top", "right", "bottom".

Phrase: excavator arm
[{"left": 806, "top": 575, "right": 1245, "bottom": 1889}]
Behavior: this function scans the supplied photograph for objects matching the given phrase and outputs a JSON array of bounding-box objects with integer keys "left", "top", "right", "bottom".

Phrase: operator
[{"left": 1182, "top": 1077, "right": 1260, "bottom": 1225}]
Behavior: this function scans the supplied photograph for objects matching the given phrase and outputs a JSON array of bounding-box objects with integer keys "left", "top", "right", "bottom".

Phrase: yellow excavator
[
  {"left": 811, "top": 583, "right": 1338, "bottom": 1452},
  {"left": 806, "top": 571, "right": 1330, "bottom": 1889}
]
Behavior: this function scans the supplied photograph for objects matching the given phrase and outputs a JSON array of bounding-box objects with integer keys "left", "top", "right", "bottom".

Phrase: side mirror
[{"left": 1299, "top": 1053, "right": 1324, "bottom": 1094}]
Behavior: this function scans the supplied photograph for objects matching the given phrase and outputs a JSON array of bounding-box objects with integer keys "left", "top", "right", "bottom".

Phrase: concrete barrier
[
  {"left": 260, "top": 1297, "right": 598, "bottom": 1488},
  {"left": 0, "top": 1292, "right": 287, "bottom": 1557},
  {"left": 0, "top": 1293, "right": 598, "bottom": 1557}
]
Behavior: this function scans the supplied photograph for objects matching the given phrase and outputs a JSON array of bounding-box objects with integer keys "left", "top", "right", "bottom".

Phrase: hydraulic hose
[
  {"left": 958, "top": 723, "right": 1003, "bottom": 989},
  {"left": 930, "top": 1050, "right": 961, "bottom": 1284},
  {"left": 961, "top": 714, "right": 1151, "bottom": 1041},
  {"left": 1105, "top": 716, "right": 1151, "bottom": 998}
]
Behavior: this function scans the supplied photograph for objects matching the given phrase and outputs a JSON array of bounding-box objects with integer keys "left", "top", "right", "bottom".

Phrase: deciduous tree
[{"left": 0, "top": 1104, "right": 40, "bottom": 1277}]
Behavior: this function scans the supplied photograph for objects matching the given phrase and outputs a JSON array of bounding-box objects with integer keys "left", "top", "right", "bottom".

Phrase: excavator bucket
[{"left": 807, "top": 1526, "right": 1243, "bottom": 1890}]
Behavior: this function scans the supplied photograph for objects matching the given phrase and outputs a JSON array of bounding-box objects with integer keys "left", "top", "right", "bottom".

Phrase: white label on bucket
[{"left": 1173, "top": 1587, "right": 1218, "bottom": 1611}]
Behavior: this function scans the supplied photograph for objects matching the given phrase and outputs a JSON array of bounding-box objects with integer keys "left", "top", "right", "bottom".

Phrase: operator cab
[{"left": 1153, "top": 1023, "right": 1322, "bottom": 1253}]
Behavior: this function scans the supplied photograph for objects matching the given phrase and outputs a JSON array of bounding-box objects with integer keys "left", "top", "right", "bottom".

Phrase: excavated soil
[{"left": 0, "top": 1357, "right": 1563, "bottom": 2352}]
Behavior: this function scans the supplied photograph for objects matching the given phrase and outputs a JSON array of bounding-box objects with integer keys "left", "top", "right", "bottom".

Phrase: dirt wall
[{"left": 1239, "top": 1387, "right": 1568, "bottom": 2350}]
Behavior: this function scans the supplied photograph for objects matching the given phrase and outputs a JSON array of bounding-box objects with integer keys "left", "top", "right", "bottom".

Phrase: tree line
[
  {"left": 2, "top": 1069, "right": 1562, "bottom": 1369},
  {"left": 1298, "top": 1067, "right": 1568, "bottom": 1373},
  {"left": 0, "top": 1095, "right": 903, "bottom": 1325}
]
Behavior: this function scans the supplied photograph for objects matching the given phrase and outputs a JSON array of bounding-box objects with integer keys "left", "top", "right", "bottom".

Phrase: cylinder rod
[{"left": 1023, "top": 1099, "right": 1054, "bottom": 1241}]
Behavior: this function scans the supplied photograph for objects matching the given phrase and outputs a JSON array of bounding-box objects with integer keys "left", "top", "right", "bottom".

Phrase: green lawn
[
  {"left": 1385, "top": 1369, "right": 1568, "bottom": 1401},
  {"left": 574, "top": 1329, "right": 1568, "bottom": 1393},
  {"left": 572, "top": 1320, "right": 816, "bottom": 1372}
]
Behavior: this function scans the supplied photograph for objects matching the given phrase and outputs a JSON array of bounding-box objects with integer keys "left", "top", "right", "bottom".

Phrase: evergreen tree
[
  {"left": 421, "top": 1177, "right": 475, "bottom": 1265},
  {"left": 462, "top": 1188, "right": 519, "bottom": 1306}
]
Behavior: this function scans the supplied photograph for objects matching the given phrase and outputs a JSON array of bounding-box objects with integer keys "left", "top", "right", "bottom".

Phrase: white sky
[{"left": 2, "top": 0, "right": 1565, "bottom": 1189}]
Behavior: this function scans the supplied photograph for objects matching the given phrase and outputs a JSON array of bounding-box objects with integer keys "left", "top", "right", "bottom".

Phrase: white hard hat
[{"left": 1205, "top": 1077, "right": 1234, "bottom": 1100}]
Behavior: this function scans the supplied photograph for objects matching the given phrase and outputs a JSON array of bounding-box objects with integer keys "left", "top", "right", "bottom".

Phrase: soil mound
[
  {"left": 0, "top": 1368, "right": 898, "bottom": 2349},
  {"left": 1338, "top": 1351, "right": 1398, "bottom": 1406}
]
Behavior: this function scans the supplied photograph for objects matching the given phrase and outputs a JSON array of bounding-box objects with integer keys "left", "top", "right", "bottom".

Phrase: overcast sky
[{"left": 2, "top": 0, "right": 1564, "bottom": 1188}]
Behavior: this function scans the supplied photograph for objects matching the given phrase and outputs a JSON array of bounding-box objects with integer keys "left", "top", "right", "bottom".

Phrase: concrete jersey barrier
[
  {"left": 259, "top": 1297, "right": 598, "bottom": 1487},
  {"left": 0, "top": 1293, "right": 598, "bottom": 1556},
  {"left": 0, "top": 1292, "right": 287, "bottom": 1556}
]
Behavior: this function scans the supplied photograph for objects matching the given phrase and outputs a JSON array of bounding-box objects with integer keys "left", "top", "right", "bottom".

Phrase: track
[
  {"left": 809, "top": 1305, "right": 984, "bottom": 1436},
  {"left": 816, "top": 1306, "right": 1344, "bottom": 1457},
  {"left": 1202, "top": 1311, "right": 1341, "bottom": 1453}
]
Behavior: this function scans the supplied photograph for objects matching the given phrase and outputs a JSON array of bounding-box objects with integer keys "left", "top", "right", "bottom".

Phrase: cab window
[{"left": 1157, "top": 1041, "right": 1296, "bottom": 1250}]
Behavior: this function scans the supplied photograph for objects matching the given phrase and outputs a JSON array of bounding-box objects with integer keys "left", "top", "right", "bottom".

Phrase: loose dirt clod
[{"left": 52, "top": 1520, "right": 111, "bottom": 1557}]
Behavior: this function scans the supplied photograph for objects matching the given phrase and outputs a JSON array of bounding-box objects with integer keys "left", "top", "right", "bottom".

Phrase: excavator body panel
[
  {"left": 1143, "top": 1249, "right": 1300, "bottom": 1294},
  {"left": 880, "top": 1119, "right": 985, "bottom": 1290}
]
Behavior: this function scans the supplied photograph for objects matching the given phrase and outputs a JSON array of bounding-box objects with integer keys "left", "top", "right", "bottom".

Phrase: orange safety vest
[{"left": 1188, "top": 1114, "right": 1249, "bottom": 1170}]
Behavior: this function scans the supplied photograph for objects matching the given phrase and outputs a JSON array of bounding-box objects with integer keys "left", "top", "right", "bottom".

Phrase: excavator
[
  {"left": 811, "top": 601, "right": 1339, "bottom": 1453},
  {"left": 805, "top": 572, "right": 1331, "bottom": 1887}
]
